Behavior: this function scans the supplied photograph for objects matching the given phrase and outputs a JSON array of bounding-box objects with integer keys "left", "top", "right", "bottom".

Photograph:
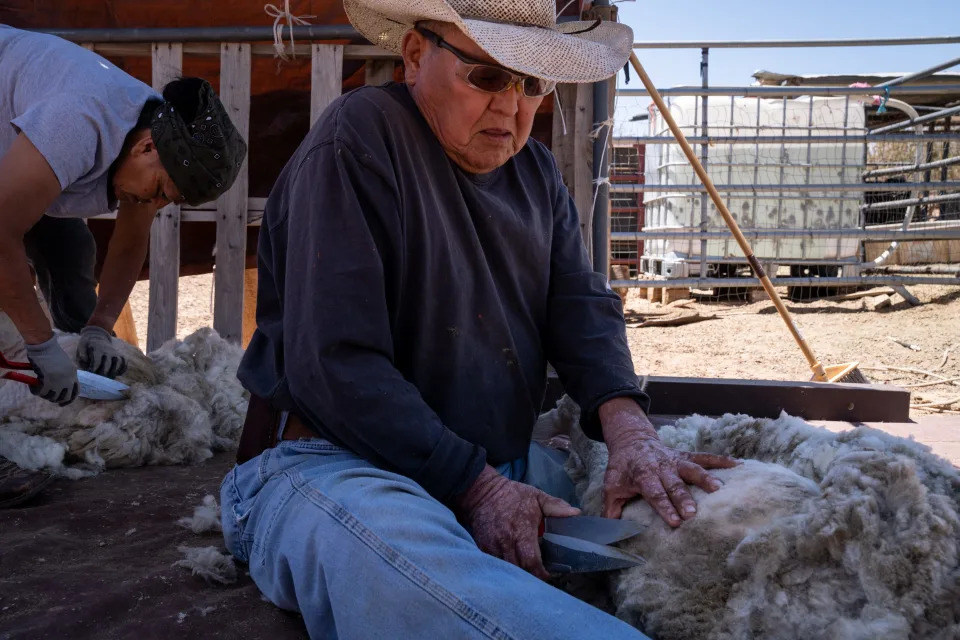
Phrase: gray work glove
[
  {"left": 78, "top": 325, "right": 127, "bottom": 379},
  {"left": 25, "top": 337, "right": 79, "bottom": 406}
]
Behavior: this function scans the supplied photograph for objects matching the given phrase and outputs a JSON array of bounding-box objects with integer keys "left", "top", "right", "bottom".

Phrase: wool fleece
[
  {"left": 0, "top": 314, "right": 247, "bottom": 477},
  {"left": 551, "top": 396, "right": 960, "bottom": 640}
]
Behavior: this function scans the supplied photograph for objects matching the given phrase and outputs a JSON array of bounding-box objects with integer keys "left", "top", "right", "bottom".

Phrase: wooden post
[
  {"left": 113, "top": 300, "right": 140, "bottom": 348},
  {"left": 213, "top": 43, "right": 252, "bottom": 344},
  {"left": 365, "top": 59, "right": 395, "bottom": 86},
  {"left": 551, "top": 83, "right": 594, "bottom": 255},
  {"left": 147, "top": 43, "right": 183, "bottom": 352},
  {"left": 241, "top": 268, "right": 258, "bottom": 348},
  {"left": 311, "top": 44, "right": 343, "bottom": 127}
]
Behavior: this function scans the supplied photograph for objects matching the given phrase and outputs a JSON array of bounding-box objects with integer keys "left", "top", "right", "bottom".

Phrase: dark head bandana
[{"left": 150, "top": 80, "right": 248, "bottom": 206}]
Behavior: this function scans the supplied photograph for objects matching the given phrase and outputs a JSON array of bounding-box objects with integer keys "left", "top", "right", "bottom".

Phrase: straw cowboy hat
[{"left": 343, "top": 0, "right": 634, "bottom": 84}]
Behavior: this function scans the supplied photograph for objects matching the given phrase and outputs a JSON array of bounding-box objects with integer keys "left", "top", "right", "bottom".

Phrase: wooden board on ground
[
  {"left": 822, "top": 287, "right": 896, "bottom": 302},
  {"left": 636, "top": 312, "right": 716, "bottom": 328},
  {"left": 544, "top": 374, "right": 912, "bottom": 423}
]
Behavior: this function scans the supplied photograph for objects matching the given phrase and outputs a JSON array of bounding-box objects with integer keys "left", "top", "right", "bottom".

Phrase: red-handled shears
[{"left": 1, "top": 351, "right": 130, "bottom": 401}]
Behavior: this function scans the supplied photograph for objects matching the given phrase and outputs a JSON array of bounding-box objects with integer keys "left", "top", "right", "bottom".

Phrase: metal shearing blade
[
  {"left": 77, "top": 370, "right": 130, "bottom": 401},
  {"left": 544, "top": 516, "right": 643, "bottom": 545},
  {"left": 540, "top": 533, "right": 645, "bottom": 574}
]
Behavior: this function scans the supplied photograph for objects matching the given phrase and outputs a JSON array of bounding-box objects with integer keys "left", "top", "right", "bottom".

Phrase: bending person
[{"left": 0, "top": 25, "right": 246, "bottom": 508}]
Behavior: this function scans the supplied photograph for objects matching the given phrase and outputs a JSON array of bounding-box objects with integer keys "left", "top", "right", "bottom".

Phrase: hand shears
[
  {"left": 539, "top": 515, "right": 645, "bottom": 574},
  {"left": 0, "top": 351, "right": 130, "bottom": 401}
]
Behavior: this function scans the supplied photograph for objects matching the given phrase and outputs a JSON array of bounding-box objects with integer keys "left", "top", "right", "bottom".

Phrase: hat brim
[{"left": 343, "top": 0, "right": 633, "bottom": 84}]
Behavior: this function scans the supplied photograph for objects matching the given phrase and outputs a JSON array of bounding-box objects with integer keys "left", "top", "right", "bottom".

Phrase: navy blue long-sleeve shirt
[{"left": 238, "top": 83, "right": 649, "bottom": 502}]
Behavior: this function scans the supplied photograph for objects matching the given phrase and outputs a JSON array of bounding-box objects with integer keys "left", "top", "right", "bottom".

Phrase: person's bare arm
[
  {"left": 0, "top": 133, "right": 64, "bottom": 344},
  {"left": 86, "top": 202, "right": 154, "bottom": 331}
]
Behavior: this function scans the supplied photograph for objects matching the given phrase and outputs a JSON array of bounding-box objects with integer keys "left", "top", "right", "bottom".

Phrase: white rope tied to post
[
  {"left": 589, "top": 117, "right": 615, "bottom": 139},
  {"left": 589, "top": 117, "right": 615, "bottom": 213},
  {"left": 264, "top": 0, "right": 315, "bottom": 61}
]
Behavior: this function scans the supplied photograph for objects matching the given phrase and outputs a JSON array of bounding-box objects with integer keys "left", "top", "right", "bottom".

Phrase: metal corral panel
[{"left": 642, "top": 96, "right": 866, "bottom": 264}]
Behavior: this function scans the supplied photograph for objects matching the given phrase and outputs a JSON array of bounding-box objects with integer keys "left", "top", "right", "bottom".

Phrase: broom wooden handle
[{"left": 628, "top": 53, "right": 829, "bottom": 382}]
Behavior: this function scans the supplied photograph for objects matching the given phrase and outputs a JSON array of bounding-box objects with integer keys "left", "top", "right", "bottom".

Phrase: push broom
[{"left": 626, "top": 53, "right": 867, "bottom": 384}]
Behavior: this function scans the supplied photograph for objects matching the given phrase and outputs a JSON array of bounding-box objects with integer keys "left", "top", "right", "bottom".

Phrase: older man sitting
[{"left": 223, "top": 0, "right": 735, "bottom": 636}]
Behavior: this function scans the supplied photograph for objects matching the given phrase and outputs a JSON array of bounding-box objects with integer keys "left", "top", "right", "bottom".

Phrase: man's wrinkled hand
[
  {"left": 599, "top": 397, "right": 738, "bottom": 527},
  {"left": 78, "top": 325, "right": 127, "bottom": 379},
  {"left": 455, "top": 465, "right": 579, "bottom": 579}
]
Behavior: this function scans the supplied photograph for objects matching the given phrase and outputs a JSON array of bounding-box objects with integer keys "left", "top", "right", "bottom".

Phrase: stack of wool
[{"left": 0, "top": 314, "right": 247, "bottom": 478}]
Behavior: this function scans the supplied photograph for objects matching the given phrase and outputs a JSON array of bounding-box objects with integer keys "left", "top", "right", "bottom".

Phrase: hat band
[{"left": 457, "top": 14, "right": 558, "bottom": 31}]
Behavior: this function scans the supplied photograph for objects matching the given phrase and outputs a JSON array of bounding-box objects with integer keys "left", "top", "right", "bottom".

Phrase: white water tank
[{"left": 642, "top": 96, "right": 866, "bottom": 267}]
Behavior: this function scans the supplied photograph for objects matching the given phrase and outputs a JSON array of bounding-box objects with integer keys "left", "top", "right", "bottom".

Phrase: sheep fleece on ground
[{"left": 0, "top": 317, "right": 247, "bottom": 477}]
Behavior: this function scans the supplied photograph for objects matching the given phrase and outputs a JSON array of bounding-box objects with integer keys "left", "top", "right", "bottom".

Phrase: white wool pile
[
  {"left": 178, "top": 495, "right": 223, "bottom": 534},
  {"left": 0, "top": 313, "right": 248, "bottom": 477},
  {"left": 174, "top": 545, "right": 238, "bottom": 585},
  {"left": 551, "top": 396, "right": 960, "bottom": 640}
]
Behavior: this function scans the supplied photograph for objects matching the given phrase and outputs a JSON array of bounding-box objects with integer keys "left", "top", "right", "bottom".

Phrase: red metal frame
[{"left": 609, "top": 143, "right": 645, "bottom": 271}]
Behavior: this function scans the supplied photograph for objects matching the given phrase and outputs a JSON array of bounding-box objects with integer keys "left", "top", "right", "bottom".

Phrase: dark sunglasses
[{"left": 415, "top": 27, "right": 556, "bottom": 98}]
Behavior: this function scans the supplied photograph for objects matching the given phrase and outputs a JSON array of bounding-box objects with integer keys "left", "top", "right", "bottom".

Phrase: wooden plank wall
[
  {"left": 136, "top": 46, "right": 603, "bottom": 351},
  {"left": 213, "top": 43, "right": 252, "bottom": 344},
  {"left": 310, "top": 44, "right": 343, "bottom": 126},
  {"left": 147, "top": 43, "right": 183, "bottom": 351}
]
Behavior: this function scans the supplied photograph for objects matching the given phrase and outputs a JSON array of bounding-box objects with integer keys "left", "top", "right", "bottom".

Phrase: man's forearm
[
  {"left": 0, "top": 237, "right": 54, "bottom": 344},
  {"left": 87, "top": 243, "right": 147, "bottom": 330},
  {"left": 87, "top": 208, "right": 152, "bottom": 330}
]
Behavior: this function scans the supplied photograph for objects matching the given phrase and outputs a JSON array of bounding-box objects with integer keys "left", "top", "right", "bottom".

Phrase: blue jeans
[{"left": 220, "top": 439, "right": 647, "bottom": 639}]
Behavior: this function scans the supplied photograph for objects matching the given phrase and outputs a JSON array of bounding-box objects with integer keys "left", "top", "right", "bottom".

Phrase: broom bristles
[
  {"left": 835, "top": 367, "right": 870, "bottom": 384},
  {"left": 821, "top": 362, "right": 871, "bottom": 384}
]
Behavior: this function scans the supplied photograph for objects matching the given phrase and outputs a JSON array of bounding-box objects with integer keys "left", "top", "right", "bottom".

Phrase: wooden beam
[
  {"left": 90, "top": 197, "right": 266, "bottom": 223},
  {"left": 310, "top": 44, "right": 343, "bottom": 127},
  {"left": 365, "top": 59, "right": 395, "bottom": 86},
  {"left": 147, "top": 42, "right": 183, "bottom": 352},
  {"left": 551, "top": 83, "right": 594, "bottom": 255},
  {"left": 89, "top": 42, "right": 400, "bottom": 61},
  {"left": 241, "top": 267, "right": 258, "bottom": 348},
  {"left": 544, "top": 374, "right": 912, "bottom": 423},
  {"left": 213, "top": 43, "right": 252, "bottom": 344},
  {"left": 113, "top": 300, "right": 139, "bottom": 348}
]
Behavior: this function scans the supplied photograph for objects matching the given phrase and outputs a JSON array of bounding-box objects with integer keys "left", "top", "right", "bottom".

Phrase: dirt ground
[
  {"left": 621, "top": 283, "right": 960, "bottom": 419},
  {"left": 129, "top": 275, "right": 960, "bottom": 419}
]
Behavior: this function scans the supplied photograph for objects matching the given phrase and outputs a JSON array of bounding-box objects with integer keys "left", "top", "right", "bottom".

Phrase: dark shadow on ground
[{"left": 0, "top": 454, "right": 306, "bottom": 640}]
